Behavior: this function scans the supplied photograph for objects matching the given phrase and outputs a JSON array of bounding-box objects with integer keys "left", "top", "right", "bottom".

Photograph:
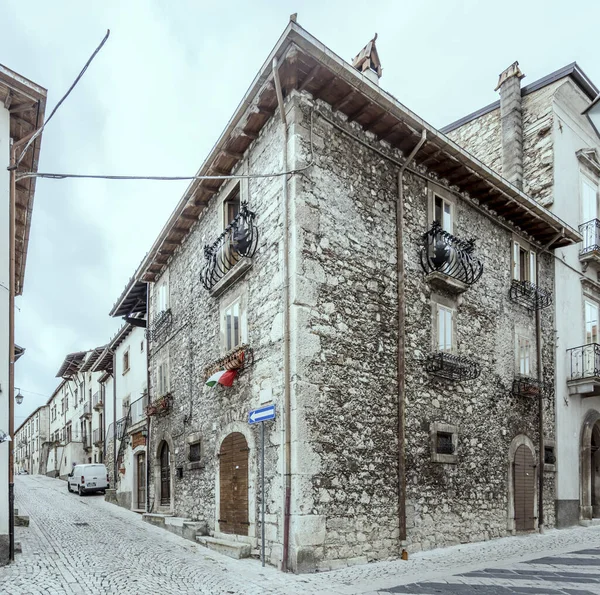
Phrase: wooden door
[
  {"left": 514, "top": 444, "right": 535, "bottom": 531},
  {"left": 219, "top": 432, "right": 249, "bottom": 535},
  {"left": 137, "top": 453, "right": 146, "bottom": 510},
  {"left": 160, "top": 443, "right": 170, "bottom": 507}
]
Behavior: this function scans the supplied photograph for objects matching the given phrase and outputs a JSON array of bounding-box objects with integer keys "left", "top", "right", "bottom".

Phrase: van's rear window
[{"left": 87, "top": 465, "right": 106, "bottom": 473}]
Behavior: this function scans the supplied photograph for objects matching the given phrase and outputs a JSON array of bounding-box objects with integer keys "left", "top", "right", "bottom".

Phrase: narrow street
[{"left": 5, "top": 475, "right": 600, "bottom": 594}]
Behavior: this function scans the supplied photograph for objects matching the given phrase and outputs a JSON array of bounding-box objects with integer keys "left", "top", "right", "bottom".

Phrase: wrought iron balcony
[
  {"left": 567, "top": 343, "right": 600, "bottom": 397},
  {"left": 579, "top": 219, "right": 600, "bottom": 269},
  {"left": 509, "top": 280, "right": 552, "bottom": 311},
  {"left": 93, "top": 428, "right": 103, "bottom": 446},
  {"left": 425, "top": 352, "right": 481, "bottom": 381},
  {"left": 200, "top": 202, "right": 259, "bottom": 291},
  {"left": 130, "top": 393, "right": 149, "bottom": 426},
  {"left": 146, "top": 308, "right": 172, "bottom": 343},
  {"left": 80, "top": 401, "right": 92, "bottom": 419},
  {"left": 83, "top": 433, "right": 92, "bottom": 450},
  {"left": 419, "top": 222, "right": 483, "bottom": 293},
  {"left": 511, "top": 376, "right": 553, "bottom": 399},
  {"left": 92, "top": 391, "right": 103, "bottom": 410},
  {"left": 116, "top": 415, "right": 130, "bottom": 440}
]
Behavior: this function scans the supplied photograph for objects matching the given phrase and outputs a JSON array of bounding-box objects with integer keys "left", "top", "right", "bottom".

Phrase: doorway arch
[
  {"left": 580, "top": 409, "right": 600, "bottom": 520},
  {"left": 507, "top": 435, "right": 538, "bottom": 532},
  {"left": 153, "top": 434, "right": 174, "bottom": 512},
  {"left": 159, "top": 441, "right": 171, "bottom": 507},
  {"left": 219, "top": 432, "right": 249, "bottom": 536}
]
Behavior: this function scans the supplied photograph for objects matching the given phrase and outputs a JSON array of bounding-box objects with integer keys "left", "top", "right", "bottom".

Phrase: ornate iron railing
[
  {"left": 116, "top": 415, "right": 130, "bottom": 441},
  {"left": 81, "top": 401, "right": 92, "bottom": 418},
  {"left": 130, "top": 392, "right": 149, "bottom": 426},
  {"left": 146, "top": 393, "right": 173, "bottom": 417},
  {"left": 425, "top": 352, "right": 481, "bottom": 381},
  {"left": 580, "top": 219, "right": 600, "bottom": 255},
  {"left": 419, "top": 222, "right": 483, "bottom": 287},
  {"left": 83, "top": 433, "right": 92, "bottom": 450},
  {"left": 509, "top": 280, "right": 552, "bottom": 311},
  {"left": 568, "top": 343, "right": 600, "bottom": 380},
  {"left": 203, "top": 344, "right": 254, "bottom": 380},
  {"left": 146, "top": 309, "right": 172, "bottom": 342},
  {"left": 200, "top": 202, "right": 259, "bottom": 290},
  {"left": 93, "top": 428, "right": 103, "bottom": 445},
  {"left": 511, "top": 376, "right": 553, "bottom": 399},
  {"left": 92, "top": 391, "right": 103, "bottom": 409}
]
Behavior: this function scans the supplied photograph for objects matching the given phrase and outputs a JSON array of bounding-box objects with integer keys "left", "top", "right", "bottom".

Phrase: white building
[
  {"left": 14, "top": 405, "right": 49, "bottom": 475},
  {"left": 0, "top": 63, "right": 46, "bottom": 564},
  {"left": 443, "top": 62, "right": 600, "bottom": 527}
]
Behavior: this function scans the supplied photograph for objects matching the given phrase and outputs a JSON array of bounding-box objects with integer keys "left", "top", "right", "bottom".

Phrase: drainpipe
[
  {"left": 145, "top": 285, "right": 151, "bottom": 513},
  {"left": 113, "top": 352, "right": 117, "bottom": 486},
  {"left": 396, "top": 130, "right": 426, "bottom": 543},
  {"left": 272, "top": 57, "right": 292, "bottom": 572},
  {"left": 8, "top": 131, "right": 36, "bottom": 561}
]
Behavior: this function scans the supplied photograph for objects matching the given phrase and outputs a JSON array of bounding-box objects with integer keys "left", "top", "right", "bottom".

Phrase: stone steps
[
  {"left": 580, "top": 518, "right": 600, "bottom": 527},
  {"left": 142, "top": 513, "right": 207, "bottom": 543},
  {"left": 195, "top": 536, "right": 251, "bottom": 559}
]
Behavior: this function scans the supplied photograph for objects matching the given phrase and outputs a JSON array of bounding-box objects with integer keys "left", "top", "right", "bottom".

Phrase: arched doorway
[
  {"left": 580, "top": 410, "right": 600, "bottom": 521},
  {"left": 159, "top": 442, "right": 171, "bottom": 507},
  {"left": 219, "top": 432, "right": 249, "bottom": 536},
  {"left": 513, "top": 444, "right": 536, "bottom": 531},
  {"left": 507, "top": 435, "right": 538, "bottom": 532}
]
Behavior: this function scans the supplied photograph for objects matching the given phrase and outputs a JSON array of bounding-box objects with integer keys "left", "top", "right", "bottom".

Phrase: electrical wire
[{"left": 14, "top": 30, "right": 111, "bottom": 168}]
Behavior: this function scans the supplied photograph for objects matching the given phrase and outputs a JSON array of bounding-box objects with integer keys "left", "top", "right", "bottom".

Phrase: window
[
  {"left": 74, "top": 388, "right": 78, "bottom": 402},
  {"left": 155, "top": 282, "right": 168, "bottom": 315},
  {"left": 512, "top": 241, "right": 536, "bottom": 284},
  {"left": 123, "top": 397, "right": 130, "bottom": 418},
  {"left": 123, "top": 349, "right": 130, "bottom": 374},
  {"left": 585, "top": 300, "right": 599, "bottom": 344},
  {"left": 140, "top": 341, "right": 144, "bottom": 352},
  {"left": 544, "top": 445, "right": 556, "bottom": 465},
  {"left": 434, "top": 194, "right": 453, "bottom": 233},
  {"left": 189, "top": 442, "right": 202, "bottom": 462},
  {"left": 79, "top": 382, "right": 84, "bottom": 403},
  {"left": 517, "top": 336, "right": 532, "bottom": 376},
  {"left": 436, "top": 432, "right": 454, "bottom": 455},
  {"left": 224, "top": 188, "right": 240, "bottom": 228},
  {"left": 437, "top": 306, "right": 453, "bottom": 353},
  {"left": 157, "top": 360, "right": 170, "bottom": 397},
  {"left": 223, "top": 298, "right": 244, "bottom": 351},
  {"left": 430, "top": 422, "right": 459, "bottom": 464}
]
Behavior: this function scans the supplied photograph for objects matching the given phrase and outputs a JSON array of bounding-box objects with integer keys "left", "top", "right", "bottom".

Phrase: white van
[{"left": 67, "top": 464, "right": 109, "bottom": 496}]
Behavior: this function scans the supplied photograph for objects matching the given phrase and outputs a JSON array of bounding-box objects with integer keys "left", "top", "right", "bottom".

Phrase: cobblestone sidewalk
[{"left": 4, "top": 475, "right": 600, "bottom": 594}]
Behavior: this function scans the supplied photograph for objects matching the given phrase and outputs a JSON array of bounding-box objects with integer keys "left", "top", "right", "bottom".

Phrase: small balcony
[
  {"left": 92, "top": 391, "right": 103, "bottom": 410},
  {"left": 419, "top": 222, "right": 483, "bottom": 293},
  {"left": 83, "top": 434, "right": 92, "bottom": 451},
  {"left": 93, "top": 428, "right": 103, "bottom": 446},
  {"left": 511, "top": 376, "right": 553, "bottom": 399},
  {"left": 200, "top": 202, "right": 258, "bottom": 294},
  {"left": 129, "top": 393, "right": 149, "bottom": 427},
  {"left": 146, "top": 309, "right": 172, "bottom": 343},
  {"left": 80, "top": 401, "right": 92, "bottom": 419},
  {"left": 567, "top": 344, "right": 600, "bottom": 397},
  {"left": 425, "top": 352, "right": 481, "bottom": 382},
  {"left": 509, "top": 280, "right": 552, "bottom": 311},
  {"left": 579, "top": 219, "right": 600, "bottom": 270}
]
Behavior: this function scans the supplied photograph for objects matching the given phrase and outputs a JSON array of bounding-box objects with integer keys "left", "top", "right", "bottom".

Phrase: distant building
[
  {"left": 110, "top": 22, "right": 580, "bottom": 572},
  {"left": 443, "top": 61, "right": 600, "bottom": 528},
  {"left": 0, "top": 63, "right": 46, "bottom": 564}
]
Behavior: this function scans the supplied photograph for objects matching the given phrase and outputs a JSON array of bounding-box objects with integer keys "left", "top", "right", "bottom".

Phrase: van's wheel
[
  {"left": 78, "top": 486, "right": 83, "bottom": 496},
  {"left": 67, "top": 482, "right": 72, "bottom": 493}
]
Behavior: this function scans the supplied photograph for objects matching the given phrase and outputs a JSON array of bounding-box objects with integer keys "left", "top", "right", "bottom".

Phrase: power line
[{"left": 14, "top": 30, "right": 111, "bottom": 168}]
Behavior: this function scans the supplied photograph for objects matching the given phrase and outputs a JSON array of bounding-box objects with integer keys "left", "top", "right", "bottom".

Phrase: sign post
[{"left": 249, "top": 404, "right": 276, "bottom": 567}]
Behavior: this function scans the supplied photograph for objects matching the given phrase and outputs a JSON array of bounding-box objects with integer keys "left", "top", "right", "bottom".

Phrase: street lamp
[{"left": 14, "top": 389, "right": 23, "bottom": 405}]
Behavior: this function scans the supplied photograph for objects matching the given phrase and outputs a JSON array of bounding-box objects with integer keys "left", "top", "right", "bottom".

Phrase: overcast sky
[{"left": 4, "top": 0, "right": 600, "bottom": 425}]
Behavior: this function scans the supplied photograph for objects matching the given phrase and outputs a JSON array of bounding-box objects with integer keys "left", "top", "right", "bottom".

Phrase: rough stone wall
[
  {"left": 446, "top": 80, "right": 566, "bottom": 207},
  {"left": 446, "top": 108, "right": 503, "bottom": 175},
  {"left": 292, "top": 92, "right": 555, "bottom": 566},
  {"left": 147, "top": 106, "right": 288, "bottom": 566}
]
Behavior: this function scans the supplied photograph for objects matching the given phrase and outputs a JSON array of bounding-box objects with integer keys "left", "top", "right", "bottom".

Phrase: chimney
[
  {"left": 352, "top": 34, "right": 382, "bottom": 85},
  {"left": 495, "top": 62, "right": 525, "bottom": 189}
]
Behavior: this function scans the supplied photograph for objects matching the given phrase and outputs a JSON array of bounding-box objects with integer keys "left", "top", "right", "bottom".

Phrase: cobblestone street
[{"left": 5, "top": 475, "right": 600, "bottom": 594}]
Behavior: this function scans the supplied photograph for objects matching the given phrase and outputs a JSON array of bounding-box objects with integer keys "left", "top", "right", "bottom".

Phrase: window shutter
[
  {"left": 529, "top": 251, "right": 536, "bottom": 285},
  {"left": 513, "top": 242, "right": 520, "bottom": 281}
]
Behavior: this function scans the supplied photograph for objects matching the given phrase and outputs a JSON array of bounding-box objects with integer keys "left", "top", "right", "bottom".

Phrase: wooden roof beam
[
  {"left": 298, "top": 64, "right": 320, "bottom": 92},
  {"left": 332, "top": 90, "right": 355, "bottom": 112},
  {"left": 380, "top": 121, "right": 404, "bottom": 141},
  {"left": 221, "top": 149, "right": 244, "bottom": 161},
  {"left": 347, "top": 102, "right": 372, "bottom": 123},
  {"left": 363, "top": 111, "right": 388, "bottom": 132}
]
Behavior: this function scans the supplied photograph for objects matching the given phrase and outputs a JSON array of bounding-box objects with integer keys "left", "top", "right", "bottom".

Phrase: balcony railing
[
  {"left": 509, "top": 280, "right": 552, "bottom": 311},
  {"left": 580, "top": 219, "right": 600, "bottom": 256},
  {"left": 83, "top": 433, "right": 92, "bottom": 450},
  {"left": 81, "top": 401, "right": 92, "bottom": 419},
  {"left": 511, "top": 376, "right": 553, "bottom": 399},
  {"left": 568, "top": 344, "right": 600, "bottom": 381},
  {"left": 146, "top": 309, "right": 172, "bottom": 343},
  {"left": 130, "top": 393, "right": 149, "bottom": 426},
  {"left": 200, "top": 202, "right": 259, "bottom": 291},
  {"left": 92, "top": 391, "right": 103, "bottom": 410},
  {"left": 419, "top": 222, "right": 483, "bottom": 291},
  {"left": 116, "top": 416, "right": 130, "bottom": 441},
  {"left": 93, "top": 428, "right": 103, "bottom": 445},
  {"left": 425, "top": 352, "right": 481, "bottom": 382}
]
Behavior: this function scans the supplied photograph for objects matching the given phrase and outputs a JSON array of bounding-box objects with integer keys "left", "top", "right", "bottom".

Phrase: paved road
[{"left": 4, "top": 475, "right": 600, "bottom": 594}]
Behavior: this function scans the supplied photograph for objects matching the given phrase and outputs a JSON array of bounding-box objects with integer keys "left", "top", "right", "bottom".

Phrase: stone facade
[{"left": 143, "top": 88, "right": 556, "bottom": 572}]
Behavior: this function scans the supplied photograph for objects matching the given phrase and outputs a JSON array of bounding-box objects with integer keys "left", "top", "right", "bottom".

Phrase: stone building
[
  {"left": 113, "top": 22, "right": 580, "bottom": 572},
  {"left": 442, "top": 62, "right": 600, "bottom": 528}
]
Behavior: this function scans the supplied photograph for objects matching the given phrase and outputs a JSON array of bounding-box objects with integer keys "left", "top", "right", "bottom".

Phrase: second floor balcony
[
  {"left": 200, "top": 202, "right": 258, "bottom": 294},
  {"left": 567, "top": 343, "right": 600, "bottom": 397},
  {"left": 92, "top": 391, "right": 103, "bottom": 410},
  {"left": 93, "top": 428, "right": 103, "bottom": 446},
  {"left": 83, "top": 433, "right": 92, "bottom": 450},
  {"left": 579, "top": 219, "right": 600, "bottom": 270},
  {"left": 419, "top": 222, "right": 483, "bottom": 294},
  {"left": 80, "top": 401, "right": 92, "bottom": 419},
  {"left": 129, "top": 393, "right": 149, "bottom": 427},
  {"left": 425, "top": 352, "right": 481, "bottom": 382},
  {"left": 509, "top": 279, "right": 552, "bottom": 311}
]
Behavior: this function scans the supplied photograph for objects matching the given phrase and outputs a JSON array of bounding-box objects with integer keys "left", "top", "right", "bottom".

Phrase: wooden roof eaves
[{"left": 282, "top": 24, "right": 581, "bottom": 247}]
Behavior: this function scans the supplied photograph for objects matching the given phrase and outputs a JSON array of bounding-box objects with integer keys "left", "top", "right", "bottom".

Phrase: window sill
[
  {"left": 186, "top": 461, "right": 205, "bottom": 471},
  {"left": 209, "top": 258, "right": 253, "bottom": 298},
  {"left": 544, "top": 463, "right": 556, "bottom": 473}
]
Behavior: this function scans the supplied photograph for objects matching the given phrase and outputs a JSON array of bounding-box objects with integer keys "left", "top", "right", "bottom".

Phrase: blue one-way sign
[{"left": 248, "top": 404, "right": 276, "bottom": 424}]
